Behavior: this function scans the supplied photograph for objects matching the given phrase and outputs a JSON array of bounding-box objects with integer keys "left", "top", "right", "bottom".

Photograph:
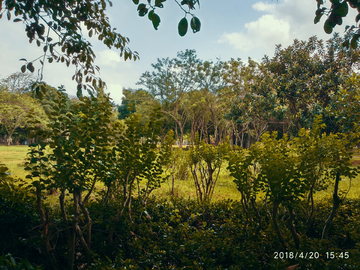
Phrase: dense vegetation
[
  {"left": 1, "top": 75, "right": 360, "bottom": 269},
  {"left": 3, "top": 1, "right": 360, "bottom": 269},
  {"left": 118, "top": 34, "right": 360, "bottom": 148},
  {"left": 2, "top": 25, "right": 360, "bottom": 270}
]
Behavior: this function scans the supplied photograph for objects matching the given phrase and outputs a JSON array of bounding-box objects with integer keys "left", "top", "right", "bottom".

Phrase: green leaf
[
  {"left": 13, "top": 18, "right": 21, "bottom": 22},
  {"left": 148, "top": 9, "right": 154, "bottom": 20},
  {"left": 190, "top": 16, "right": 201, "bottom": 33},
  {"left": 324, "top": 20, "right": 333, "bottom": 34},
  {"left": 133, "top": 0, "right": 139, "bottom": 4},
  {"left": 89, "top": 29, "right": 93, "bottom": 38},
  {"left": 138, "top": 3, "right": 146, "bottom": 10},
  {"left": 138, "top": 4, "right": 148, "bottom": 17},
  {"left": 27, "top": 62, "right": 35, "bottom": 73},
  {"left": 356, "top": 13, "right": 360, "bottom": 23},
  {"left": 155, "top": 0, "right": 165, "bottom": 8},
  {"left": 178, "top": 17, "right": 188, "bottom": 37},
  {"left": 152, "top": 13, "right": 161, "bottom": 30},
  {"left": 314, "top": 13, "right": 323, "bottom": 24},
  {"left": 21, "top": 65, "right": 26, "bottom": 73},
  {"left": 333, "top": 2, "right": 348, "bottom": 17}
]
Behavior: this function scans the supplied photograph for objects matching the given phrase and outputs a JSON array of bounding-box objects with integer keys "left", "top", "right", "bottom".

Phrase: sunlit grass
[
  {"left": 0, "top": 145, "right": 29, "bottom": 179},
  {"left": 1, "top": 145, "right": 359, "bottom": 205}
]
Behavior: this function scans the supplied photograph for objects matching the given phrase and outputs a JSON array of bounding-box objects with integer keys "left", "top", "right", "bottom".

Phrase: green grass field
[{"left": 1, "top": 145, "right": 360, "bottom": 202}]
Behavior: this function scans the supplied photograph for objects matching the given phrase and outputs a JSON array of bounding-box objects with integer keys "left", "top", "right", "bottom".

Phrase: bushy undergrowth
[
  {"left": 1, "top": 179, "right": 360, "bottom": 269},
  {"left": 87, "top": 197, "right": 360, "bottom": 269}
]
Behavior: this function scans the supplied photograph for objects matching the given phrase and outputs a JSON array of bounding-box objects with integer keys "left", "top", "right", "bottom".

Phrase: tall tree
[
  {"left": 136, "top": 49, "right": 200, "bottom": 103},
  {"left": 136, "top": 49, "right": 200, "bottom": 147},
  {"left": 262, "top": 34, "right": 360, "bottom": 133},
  {"left": 222, "top": 58, "right": 281, "bottom": 146},
  {"left": 137, "top": 49, "right": 226, "bottom": 147}
]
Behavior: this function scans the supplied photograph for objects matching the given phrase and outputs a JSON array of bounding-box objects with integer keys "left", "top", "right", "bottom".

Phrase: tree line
[
  {"left": 118, "top": 34, "right": 360, "bottom": 148},
  {"left": 2, "top": 33, "right": 360, "bottom": 148}
]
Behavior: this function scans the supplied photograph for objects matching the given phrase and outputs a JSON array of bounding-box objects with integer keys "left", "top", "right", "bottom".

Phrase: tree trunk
[
  {"left": 36, "top": 187, "right": 58, "bottom": 269},
  {"left": 322, "top": 172, "right": 341, "bottom": 240},
  {"left": 250, "top": 197, "right": 262, "bottom": 235},
  {"left": 287, "top": 205, "right": 300, "bottom": 249},
  {"left": 272, "top": 201, "right": 289, "bottom": 250},
  {"left": 60, "top": 189, "right": 75, "bottom": 270},
  {"left": 73, "top": 190, "right": 92, "bottom": 264}
]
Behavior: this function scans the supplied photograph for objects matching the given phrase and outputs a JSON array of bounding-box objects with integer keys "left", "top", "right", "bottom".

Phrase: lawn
[
  {"left": 0, "top": 145, "right": 29, "bottom": 180},
  {"left": 1, "top": 145, "right": 360, "bottom": 203}
]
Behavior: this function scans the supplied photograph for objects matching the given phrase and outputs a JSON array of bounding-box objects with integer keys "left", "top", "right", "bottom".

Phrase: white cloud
[
  {"left": 96, "top": 50, "right": 123, "bottom": 68},
  {"left": 252, "top": 1, "right": 276, "bottom": 13},
  {"left": 220, "top": 14, "right": 291, "bottom": 52},
  {"left": 217, "top": 0, "right": 342, "bottom": 56}
]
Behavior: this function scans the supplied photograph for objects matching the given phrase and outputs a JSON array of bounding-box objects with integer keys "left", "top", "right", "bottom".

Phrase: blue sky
[{"left": 0, "top": 0, "right": 357, "bottom": 105}]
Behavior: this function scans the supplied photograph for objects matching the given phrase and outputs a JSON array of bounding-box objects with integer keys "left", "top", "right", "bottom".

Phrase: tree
[
  {"left": 222, "top": 58, "right": 283, "bottom": 146},
  {"left": 325, "top": 73, "right": 360, "bottom": 140},
  {"left": 136, "top": 50, "right": 199, "bottom": 147},
  {"left": 136, "top": 50, "right": 201, "bottom": 103},
  {"left": 262, "top": 35, "right": 360, "bottom": 133},
  {"left": 137, "top": 49, "right": 226, "bottom": 147},
  {"left": 23, "top": 88, "right": 174, "bottom": 268},
  {"left": 0, "top": 0, "right": 201, "bottom": 96},
  {"left": 189, "top": 133, "right": 230, "bottom": 202},
  {"left": 0, "top": 91, "right": 48, "bottom": 145},
  {"left": 118, "top": 88, "right": 157, "bottom": 122},
  {"left": 0, "top": 72, "right": 34, "bottom": 94},
  {"left": 25, "top": 90, "right": 116, "bottom": 268},
  {"left": 27, "top": 82, "right": 68, "bottom": 113}
]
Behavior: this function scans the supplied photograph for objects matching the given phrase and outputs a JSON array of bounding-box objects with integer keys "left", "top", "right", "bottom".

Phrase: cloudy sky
[{"left": 0, "top": 0, "right": 358, "bottom": 105}]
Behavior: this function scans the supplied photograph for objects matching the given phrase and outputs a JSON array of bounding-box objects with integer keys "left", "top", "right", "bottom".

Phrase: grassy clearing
[
  {"left": 1, "top": 145, "right": 360, "bottom": 203},
  {"left": 0, "top": 145, "right": 29, "bottom": 179}
]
